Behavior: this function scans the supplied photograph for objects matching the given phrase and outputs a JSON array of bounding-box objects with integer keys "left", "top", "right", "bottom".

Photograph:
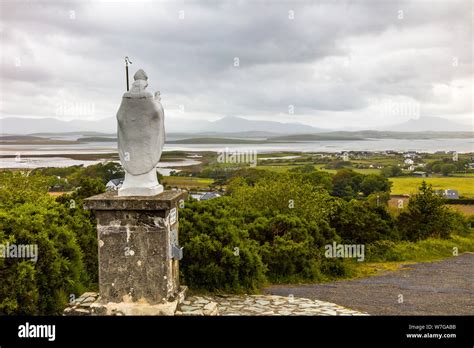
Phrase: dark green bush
[
  {"left": 0, "top": 172, "right": 91, "bottom": 315},
  {"left": 179, "top": 198, "right": 266, "bottom": 292},
  {"left": 255, "top": 214, "right": 338, "bottom": 282},
  {"left": 329, "top": 199, "right": 397, "bottom": 244},
  {"left": 397, "top": 182, "right": 469, "bottom": 241}
]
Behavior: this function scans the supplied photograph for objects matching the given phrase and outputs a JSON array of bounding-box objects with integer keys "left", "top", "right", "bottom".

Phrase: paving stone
[
  {"left": 203, "top": 302, "right": 218, "bottom": 315},
  {"left": 180, "top": 305, "right": 200, "bottom": 311},
  {"left": 299, "top": 303, "right": 318, "bottom": 308},
  {"left": 65, "top": 291, "right": 367, "bottom": 316},
  {"left": 183, "top": 310, "right": 204, "bottom": 316}
]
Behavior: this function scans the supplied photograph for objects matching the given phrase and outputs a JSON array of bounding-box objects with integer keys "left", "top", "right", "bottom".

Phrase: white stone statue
[{"left": 116, "top": 69, "right": 165, "bottom": 196}]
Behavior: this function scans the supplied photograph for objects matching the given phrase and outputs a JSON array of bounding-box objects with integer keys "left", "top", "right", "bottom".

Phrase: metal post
[{"left": 125, "top": 56, "right": 132, "bottom": 91}]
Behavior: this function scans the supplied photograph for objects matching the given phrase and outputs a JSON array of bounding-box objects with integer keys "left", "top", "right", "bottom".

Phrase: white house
[
  {"left": 413, "top": 171, "right": 426, "bottom": 177},
  {"left": 403, "top": 152, "right": 418, "bottom": 158},
  {"left": 189, "top": 191, "right": 222, "bottom": 201},
  {"left": 436, "top": 189, "right": 459, "bottom": 199},
  {"left": 443, "top": 189, "right": 459, "bottom": 199},
  {"left": 404, "top": 158, "right": 414, "bottom": 165},
  {"left": 200, "top": 192, "right": 221, "bottom": 200}
]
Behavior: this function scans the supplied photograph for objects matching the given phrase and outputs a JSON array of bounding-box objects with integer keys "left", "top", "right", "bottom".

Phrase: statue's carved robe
[{"left": 117, "top": 92, "right": 165, "bottom": 175}]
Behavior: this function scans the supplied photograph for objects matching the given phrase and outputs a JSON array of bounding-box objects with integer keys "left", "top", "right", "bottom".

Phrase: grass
[
  {"left": 313, "top": 164, "right": 381, "bottom": 174},
  {"left": 390, "top": 176, "right": 474, "bottom": 198},
  {"left": 317, "top": 167, "right": 381, "bottom": 175},
  {"left": 256, "top": 165, "right": 300, "bottom": 172},
  {"left": 347, "top": 231, "right": 474, "bottom": 279},
  {"left": 162, "top": 176, "right": 214, "bottom": 189},
  {"left": 452, "top": 173, "right": 474, "bottom": 177},
  {"left": 273, "top": 231, "right": 474, "bottom": 285},
  {"left": 368, "top": 234, "right": 474, "bottom": 262},
  {"left": 257, "top": 163, "right": 381, "bottom": 175},
  {"left": 349, "top": 261, "right": 415, "bottom": 278},
  {"left": 447, "top": 205, "right": 474, "bottom": 216},
  {"left": 263, "top": 230, "right": 474, "bottom": 286}
]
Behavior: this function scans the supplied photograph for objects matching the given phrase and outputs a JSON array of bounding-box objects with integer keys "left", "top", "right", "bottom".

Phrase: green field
[
  {"left": 162, "top": 176, "right": 214, "bottom": 189},
  {"left": 452, "top": 173, "right": 474, "bottom": 177},
  {"left": 258, "top": 164, "right": 381, "bottom": 175},
  {"left": 314, "top": 164, "right": 381, "bottom": 175},
  {"left": 390, "top": 177, "right": 474, "bottom": 197}
]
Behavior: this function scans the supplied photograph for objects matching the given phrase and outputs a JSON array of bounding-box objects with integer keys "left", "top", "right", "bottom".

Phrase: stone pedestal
[{"left": 83, "top": 190, "right": 186, "bottom": 310}]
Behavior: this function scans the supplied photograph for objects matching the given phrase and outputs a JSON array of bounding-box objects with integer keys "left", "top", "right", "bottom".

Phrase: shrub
[
  {"left": 253, "top": 214, "right": 339, "bottom": 282},
  {"left": 397, "top": 181, "right": 469, "bottom": 241},
  {"left": 179, "top": 198, "right": 266, "bottom": 292},
  {"left": 0, "top": 173, "right": 90, "bottom": 315},
  {"left": 329, "top": 199, "right": 397, "bottom": 244}
]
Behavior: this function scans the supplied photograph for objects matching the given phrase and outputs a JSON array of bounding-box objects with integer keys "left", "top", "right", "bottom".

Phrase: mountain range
[
  {"left": 0, "top": 116, "right": 327, "bottom": 134},
  {"left": 381, "top": 116, "right": 471, "bottom": 132},
  {"left": 0, "top": 115, "right": 470, "bottom": 135}
]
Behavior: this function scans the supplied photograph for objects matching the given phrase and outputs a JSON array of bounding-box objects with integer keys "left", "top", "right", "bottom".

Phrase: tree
[
  {"left": 360, "top": 174, "right": 392, "bottom": 196},
  {"left": 230, "top": 172, "right": 334, "bottom": 223},
  {"left": 289, "top": 166, "right": 333, "bottom": 191},
  {"left": 397, "top": 181, "right": 468, "bottom": 240},
  {"left": 431, "top": 163, "right": 442, "bottom": 173},
  {"left": 381, "top": 165, "right": 402, "bottom": 177},
  {"left": 332, "top": 169, "right": 363, "bottom": 200},
  {"left": 325, "top": 161, "right": 352, "bottom": 169},
  {"left": 290, "top": 164, "right": 316, "bottom": 174},
  {"left": 441, "top": 164, "right": 456, "bottom": 176},
  {"left": 65, "top": 162, "right": 125, "bottom": 187},
  {"left": 303, "top": 171, "right": 333, "bottom": 192},
  {"left": 74, "top": 177, "right": 106, "bottom": 199}
]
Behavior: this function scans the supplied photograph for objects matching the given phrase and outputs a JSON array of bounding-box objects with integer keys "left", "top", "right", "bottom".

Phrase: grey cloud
[{"left": 0, "top": 0, "right": 471, "bottom": 127}]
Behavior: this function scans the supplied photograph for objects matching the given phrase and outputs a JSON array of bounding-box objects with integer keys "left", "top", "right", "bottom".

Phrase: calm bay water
[
  {"left": 165, "top": 138, "right": 473, "bottom": 153},
  {"left": 0, "top": 138, "right": 472, "bottom": 170}
]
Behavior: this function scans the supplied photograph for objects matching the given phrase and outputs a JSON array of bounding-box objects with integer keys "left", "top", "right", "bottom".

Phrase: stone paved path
[
  {"left": 177, "top": 295, "right": 368, "bottom": 316},
  {"left": 66, "top": 292, "right": 368, "bottom": 316},
  {"left": 263, "top": 253, "right": 474, "bottom": 315}
]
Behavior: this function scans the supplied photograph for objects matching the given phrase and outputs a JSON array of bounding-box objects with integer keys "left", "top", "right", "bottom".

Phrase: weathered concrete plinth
[{"left": 76, "top": 190, "right": 187, "bottom": 315}]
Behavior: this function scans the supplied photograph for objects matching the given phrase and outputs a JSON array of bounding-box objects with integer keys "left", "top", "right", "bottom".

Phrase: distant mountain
[
  {"left": 0, "top": 117, "right": 117, "bottom": 135},
  {"left": 167, "top": 116, "right": 328, "bottom": 133},
  {"left": 268, "top": 133, "right": 366, "bottom": 141},
  {"left": 0, "top": 116, "right": 328, "bottom": 135},
  {"left": 382, "top": 117, "right": 471, "bottom": 132},
  {"left": 1, "top": 115, "right": 470, "bottom": 136},
  {"left": 167, "top": 131, "right": 278, "bottom": 139},
  {"left": 203, "top": 116, "right": 327, "bottom": 134},
  {"left": 316, "top": 130, "right": 474, "bottom": 139}
]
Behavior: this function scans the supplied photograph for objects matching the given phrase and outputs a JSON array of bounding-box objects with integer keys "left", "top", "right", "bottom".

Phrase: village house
[{"left": 106, "top": 178, "right": 124, "bottom": 191}]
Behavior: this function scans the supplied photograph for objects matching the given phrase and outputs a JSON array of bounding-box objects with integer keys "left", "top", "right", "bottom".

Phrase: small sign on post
[{"left": 169, "top": 208, "right": 177, "bottom": 225}]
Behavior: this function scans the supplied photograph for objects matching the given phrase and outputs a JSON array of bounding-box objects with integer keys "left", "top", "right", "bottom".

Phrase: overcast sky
[{"left": 0, "top": 0, "right": 472, "bottom": 129}]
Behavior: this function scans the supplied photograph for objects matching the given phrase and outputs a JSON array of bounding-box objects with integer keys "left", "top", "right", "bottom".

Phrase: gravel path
[{"left": 263, "top": 253, "right": 474, "bottom": 315}]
